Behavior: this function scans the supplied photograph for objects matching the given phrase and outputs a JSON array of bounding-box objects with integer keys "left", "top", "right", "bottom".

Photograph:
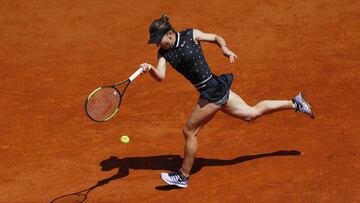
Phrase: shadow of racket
[{"left": 50, "top": 179, "right": 110, "bottom": 203}]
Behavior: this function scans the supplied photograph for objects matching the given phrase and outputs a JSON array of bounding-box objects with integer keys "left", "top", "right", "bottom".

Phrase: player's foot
[
  {"left": 292, "top": 92, "right": 315, "bottom": 119},
  {"left": 160, "top": 170, "right": 189, "bottom": 188}
]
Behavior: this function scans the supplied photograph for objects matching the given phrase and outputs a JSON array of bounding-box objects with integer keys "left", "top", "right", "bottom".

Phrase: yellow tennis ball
[{"left": 120, "top": 135, "right": 130, "bottom": 144}]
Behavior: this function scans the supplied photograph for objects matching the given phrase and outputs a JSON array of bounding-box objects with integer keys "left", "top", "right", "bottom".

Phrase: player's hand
[
  {"left": 139, "top": 63, "right": 152, "bottom": 74},
  {"left": 222, "top": 47, "right": 238, "bottom": 63}
]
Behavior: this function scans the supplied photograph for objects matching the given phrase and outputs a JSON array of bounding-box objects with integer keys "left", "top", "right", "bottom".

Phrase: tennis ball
[{"left": 120, "top": 135, "right": 130, "bottom": 144}]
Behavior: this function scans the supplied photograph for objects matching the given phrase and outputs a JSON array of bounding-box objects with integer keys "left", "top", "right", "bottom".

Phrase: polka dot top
[{"left": 158, "top": 29, "right": 213, "bottom": 85}]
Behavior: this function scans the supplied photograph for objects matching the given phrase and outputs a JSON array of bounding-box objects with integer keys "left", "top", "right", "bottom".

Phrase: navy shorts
[{"left": 196, "top": 73, "right": 233, "bottom": 106}]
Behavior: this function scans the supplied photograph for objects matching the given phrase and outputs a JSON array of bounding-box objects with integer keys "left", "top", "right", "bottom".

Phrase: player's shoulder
[
  {"left": 157, "top": 48, "right": 166, "bottom": 56},
  {"left": 179, "top": 29, "right": 196, "bottom": 42},
  {"left": 157, "top": 48, "right": 168, "bottom": 59},
  {"left": 180, "top": 28, "right": 194, "bottom": 37}
]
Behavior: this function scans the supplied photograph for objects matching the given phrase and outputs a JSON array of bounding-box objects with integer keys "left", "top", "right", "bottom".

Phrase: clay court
[{"left": 1, "top": 0, "right": 359, "bottom": 202}]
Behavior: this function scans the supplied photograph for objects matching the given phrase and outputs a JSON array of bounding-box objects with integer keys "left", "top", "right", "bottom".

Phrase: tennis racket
[{"left": 85, "top": 67, "right": 143, "bottom": 122}]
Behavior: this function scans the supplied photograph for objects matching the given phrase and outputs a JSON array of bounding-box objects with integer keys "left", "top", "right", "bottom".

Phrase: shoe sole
[
  {"left": 160, "top": 174, "right": 188, "bottom": 188},
  {"left": 300, "top": 93, "right": 315, "bottom": 119}
]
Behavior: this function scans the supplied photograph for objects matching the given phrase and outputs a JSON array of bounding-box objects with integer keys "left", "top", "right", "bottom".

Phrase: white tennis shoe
[
  {"left": 292, "top": 92, "right": 315, "bottom": 119},
  {"left": 160, "top": 170, "right": 189, "bottom": 188}
]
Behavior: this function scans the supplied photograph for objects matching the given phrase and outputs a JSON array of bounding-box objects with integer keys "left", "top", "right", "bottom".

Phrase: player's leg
[
  {"left": 181, "top": 98, "right": 221, "bottom": 176},
  {"left": 160, "top": 98, "right": 221, "bottom": 187},
  {"left": 221, "top": 90, "right": 314, "bottom": 121},
  {"left": 221, "top": 90, "right": 294, "bottom": 121}
]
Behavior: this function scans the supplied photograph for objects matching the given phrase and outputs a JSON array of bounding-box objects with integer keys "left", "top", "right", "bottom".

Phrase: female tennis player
[{"left": 140, "top": 15, "right": 314, "bottom": 188}]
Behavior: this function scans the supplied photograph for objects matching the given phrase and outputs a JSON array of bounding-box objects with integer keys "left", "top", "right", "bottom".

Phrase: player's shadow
[
  {"left": 50, "top": 150, "right": 301, "bottom": 202},
  {"left": 99, "top": 150, "right": 301, "bottom": 191}
]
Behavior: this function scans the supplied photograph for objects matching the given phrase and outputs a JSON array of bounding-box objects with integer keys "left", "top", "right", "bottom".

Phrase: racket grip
[{"left": 129, "top": 67, "right": 143, "bottom": 81}]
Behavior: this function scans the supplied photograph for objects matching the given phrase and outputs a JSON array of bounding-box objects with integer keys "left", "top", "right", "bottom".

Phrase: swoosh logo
[{"left": 180, "top": 41, "right": 186, "bottom": 47}]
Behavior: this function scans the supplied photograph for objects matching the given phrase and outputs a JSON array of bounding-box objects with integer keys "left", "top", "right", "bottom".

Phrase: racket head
[{"left": 85, "top": 86, "right": 122, "bottom": 122}]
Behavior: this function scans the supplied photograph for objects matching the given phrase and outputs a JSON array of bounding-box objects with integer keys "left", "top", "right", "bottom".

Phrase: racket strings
[{"left": 86, "top": 87, "right": 121, "bottom": 121}]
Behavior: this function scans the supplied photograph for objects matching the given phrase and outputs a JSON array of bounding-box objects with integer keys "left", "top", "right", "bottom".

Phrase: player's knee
[
  {"left": 183, "top": 125, "right": 197, "bottom": 139},
  {"left": 244, "top": 116, "right": 256, "bottom": 122},
  {"left": 243, "top": 111, "right": 260, "bottom": 122}
]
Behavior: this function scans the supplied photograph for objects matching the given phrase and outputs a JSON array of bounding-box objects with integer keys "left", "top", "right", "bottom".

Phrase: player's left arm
[{"left": 193, "top": 28, "right": 238, "bottom": 63}]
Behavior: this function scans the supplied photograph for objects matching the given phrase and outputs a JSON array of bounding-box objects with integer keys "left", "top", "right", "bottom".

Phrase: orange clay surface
[{"left": 1, "top": 0, "right": 359, "bottom": 202}]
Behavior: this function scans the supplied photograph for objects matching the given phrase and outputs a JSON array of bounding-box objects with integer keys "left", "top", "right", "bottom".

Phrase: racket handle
[{"left": 129, "top": 67, "right": 143, "bottom": 82}]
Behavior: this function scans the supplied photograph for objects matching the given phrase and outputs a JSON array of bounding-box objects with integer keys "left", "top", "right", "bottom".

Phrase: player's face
[{"left": 158, "top": 31, "right": 175, "bottom": 50}]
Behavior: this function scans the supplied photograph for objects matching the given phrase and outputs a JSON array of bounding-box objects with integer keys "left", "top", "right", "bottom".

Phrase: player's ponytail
[{"left": 160, "top": 14, "right": 169, "bottom": 22}]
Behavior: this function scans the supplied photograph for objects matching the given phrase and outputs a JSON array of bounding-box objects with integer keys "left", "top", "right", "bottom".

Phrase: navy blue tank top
[{"left": 158, "top": 29, "right": 213, "bottom": 85}]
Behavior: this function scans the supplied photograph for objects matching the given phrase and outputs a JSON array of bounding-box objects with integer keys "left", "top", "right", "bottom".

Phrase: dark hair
[
  {"left": 149, "top": 14, "right": 174, "bottom": 34},
  {"left": 148, "top": 14, "right": 175, "bottom": 44}
]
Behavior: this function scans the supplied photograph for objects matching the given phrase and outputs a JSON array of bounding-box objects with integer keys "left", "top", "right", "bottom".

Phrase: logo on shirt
[{"left": 180, "top": 41, "right": 186, "bottom": 47}]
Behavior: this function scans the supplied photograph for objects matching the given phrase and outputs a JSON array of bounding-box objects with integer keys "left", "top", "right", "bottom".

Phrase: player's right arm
[{"left": 140, "top": 54, "right": 167, "bottom": 81}]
